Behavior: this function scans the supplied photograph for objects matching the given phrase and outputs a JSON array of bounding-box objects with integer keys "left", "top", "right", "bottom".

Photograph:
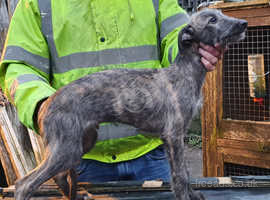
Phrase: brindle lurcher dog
[{"left": 15, "top": 9, "right": 247, "bottom": 200}]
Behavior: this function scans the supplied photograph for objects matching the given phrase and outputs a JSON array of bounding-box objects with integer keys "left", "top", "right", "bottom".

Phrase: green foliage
[
  {"left": 186, "top": 114, "right": 202, "bottom": 148},
  {"left": 187, "top": 134, "right": 202, "bottom": 148}
]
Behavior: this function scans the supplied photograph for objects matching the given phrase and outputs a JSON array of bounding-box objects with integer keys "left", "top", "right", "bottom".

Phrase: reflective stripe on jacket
[{"left": 0, "top": 0, "right": 189, "bottom": 163}]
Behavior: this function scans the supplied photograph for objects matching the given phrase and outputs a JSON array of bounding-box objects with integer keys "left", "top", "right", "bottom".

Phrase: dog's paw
[
  {"left": 189, "top": 190, "right": 205, "bottom": 200},
  {"left": 76, "top": 191, "right": 94, "bottom": 200}
]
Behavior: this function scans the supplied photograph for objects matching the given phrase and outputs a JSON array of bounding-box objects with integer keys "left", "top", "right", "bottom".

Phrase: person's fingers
[
  {"left": 200, "top": 42, "right": 221, "bottom": 58},
  {"left": 201, "top": 57, "right": 216, "bottom": 71},
  {"left": 199, "top": 47, "right": 218, "bottom": 65}
]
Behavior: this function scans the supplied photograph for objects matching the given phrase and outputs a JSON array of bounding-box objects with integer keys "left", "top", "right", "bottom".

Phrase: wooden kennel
[{"left": 202, "top": 0, "right": 270, "bottom": 177}]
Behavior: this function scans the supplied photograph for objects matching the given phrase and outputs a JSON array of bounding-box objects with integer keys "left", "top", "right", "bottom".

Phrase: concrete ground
[{"left": 185, "top": 145, "right": 203, "bottom": 178}]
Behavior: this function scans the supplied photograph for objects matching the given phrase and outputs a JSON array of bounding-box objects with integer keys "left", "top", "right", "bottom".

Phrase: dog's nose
[{"left": 239, "top": 20, "right": 248, "bottom": 31}]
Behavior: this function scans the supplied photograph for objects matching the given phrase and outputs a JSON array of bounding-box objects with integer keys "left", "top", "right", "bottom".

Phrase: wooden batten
[{"left": 28, "top": 129, "right": 45, "bottom": 165}]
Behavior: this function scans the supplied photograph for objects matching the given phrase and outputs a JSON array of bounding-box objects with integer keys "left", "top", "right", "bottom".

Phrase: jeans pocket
[{"left": 145, "top": 146, "right": 167, "bottom": 160}]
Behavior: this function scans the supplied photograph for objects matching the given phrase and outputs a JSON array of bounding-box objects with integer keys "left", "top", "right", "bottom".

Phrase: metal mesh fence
[
  {"left": 224, "top": 162, "right": 270, "bottom": 176},
  {"left": 223, "top": 26, "right": 270, "bottom": 121}
]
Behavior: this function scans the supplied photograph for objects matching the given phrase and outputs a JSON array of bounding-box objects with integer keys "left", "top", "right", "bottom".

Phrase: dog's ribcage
[{"left": 47, "top": 60, "right": 205, "bottom": 136}]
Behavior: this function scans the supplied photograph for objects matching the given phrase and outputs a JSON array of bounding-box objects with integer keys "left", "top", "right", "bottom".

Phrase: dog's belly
[{"left": 111, "top": 109, "right": 165, "bottom": 134}]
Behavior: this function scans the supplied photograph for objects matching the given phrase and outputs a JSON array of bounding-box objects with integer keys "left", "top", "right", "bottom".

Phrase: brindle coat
[{"left": 15, "top": 9, "right": 247, "bottom": 200}]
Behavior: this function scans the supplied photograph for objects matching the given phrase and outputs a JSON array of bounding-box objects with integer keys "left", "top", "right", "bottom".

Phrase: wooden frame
[{"left": 202, "top": 0, "right": 270, "bottom": 177}]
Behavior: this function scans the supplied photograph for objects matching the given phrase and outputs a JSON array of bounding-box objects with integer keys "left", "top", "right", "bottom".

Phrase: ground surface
[{"left": 185, "top": 145, "right": 203, "bottom": 178}]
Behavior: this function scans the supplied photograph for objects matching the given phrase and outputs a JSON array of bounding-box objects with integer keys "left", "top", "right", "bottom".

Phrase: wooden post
[{"left": 201, "top": 59, "right": 223, "bottom": 177}]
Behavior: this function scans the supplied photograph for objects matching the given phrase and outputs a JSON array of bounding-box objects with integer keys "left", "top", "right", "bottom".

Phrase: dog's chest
[{"left": 175, "top": 77, "right": 203, "bottom": 125}]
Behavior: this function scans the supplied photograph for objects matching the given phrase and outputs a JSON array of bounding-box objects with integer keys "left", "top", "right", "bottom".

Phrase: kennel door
[
  {"left": 202, "top": 1, "right": 270, "bottom": 177},
  {"left": 219, "top": 25, "right": 270, "bottom": 176}
]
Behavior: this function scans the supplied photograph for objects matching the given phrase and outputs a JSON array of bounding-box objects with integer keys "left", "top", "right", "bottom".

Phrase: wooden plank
[
  {"left": 0, "top": 108, "right": 26, "bottom": 178},
  {"left": 0, "top": 128, "right": 16, "bottom": 185},
  {"left": 209, "top": 2, "right": 270, "bottom": 27},
  {"left": 217, "top": 138, "right": 270, "bottom": 153},
  {"left": 4, "top": 104, "right": 37, "bottom": 170},
  {"left": 217, "top": 150, "right": 224, "bottom": 177},
  {"left": 220, "top": 119, "right": 270, "bottom": 142},
  {"left": 245, "top": 15, "right": 270, "bottom": 27},
  {"left": 0, "top": 104, "right": 36, "bottom": 179},
  {"left": 218, "top": 147, "right": 270, "bottom": 169},
  {"left": 223, "top": 7, "right": 270, "bottom": 18},
  {"left": 223, "top": 7, "right": 270, "bottom": 27},
  {"left": 28, "top": 129, "right": 44, "bottom": 165},
  {"left": 223, "top": 152, "right": 270, "bottom": 170},
  {"left": 209, "top": 0, "right": 270, "bottom": 10}
]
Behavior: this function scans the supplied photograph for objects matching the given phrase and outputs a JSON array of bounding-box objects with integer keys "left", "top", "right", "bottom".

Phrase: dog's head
[{"left": 178, "top": 9, "right": 247, "bottom": 48}]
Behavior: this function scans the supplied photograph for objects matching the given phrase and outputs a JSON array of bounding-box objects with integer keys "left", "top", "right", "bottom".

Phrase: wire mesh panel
[
  {"left": 224, "top": 162, "right": 270, "bottom": 176},
  {"left": 223, "top": 26, "right": 270, "bottom": 121}
]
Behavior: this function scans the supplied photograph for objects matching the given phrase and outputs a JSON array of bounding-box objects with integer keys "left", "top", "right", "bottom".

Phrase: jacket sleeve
[
  {"left": 159, "top": 0, "right": 190, "bottom": 67},
  {"left": 0, "top": 0, "right": 55, "bottom": 131}
]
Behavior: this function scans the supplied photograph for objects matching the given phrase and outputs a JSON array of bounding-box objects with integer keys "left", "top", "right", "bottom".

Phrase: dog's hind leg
[
  {"left": 53, "top": 126, "right": 97, "bottom": 200},
  {"left": 15, "top": 143, "right": 83, "bottom": 200},
  {"left": 53, "top": 168, "right": 77, "bottom": 200},
  {"left": 52, "top": 122, "right": 97, "bottom": 200}
]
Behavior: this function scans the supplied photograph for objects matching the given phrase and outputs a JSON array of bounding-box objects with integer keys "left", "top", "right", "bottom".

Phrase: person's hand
[{"left": 199, "top": 43, "right": 226, "bottom": 71}]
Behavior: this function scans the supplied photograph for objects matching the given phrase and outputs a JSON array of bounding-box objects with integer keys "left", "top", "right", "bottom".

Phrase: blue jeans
[{"left": 76, "top": 146, "right": 171, "bottom": 182}]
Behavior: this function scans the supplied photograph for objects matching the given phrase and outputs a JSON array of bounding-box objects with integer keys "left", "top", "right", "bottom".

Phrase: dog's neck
[{"left": 165, "top": 42, "right": 207, "bottom": 90}]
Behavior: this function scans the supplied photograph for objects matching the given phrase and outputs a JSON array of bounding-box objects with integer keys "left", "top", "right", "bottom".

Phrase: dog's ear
[{"left": 178, "top": 25, "right": 194, "bottom": 46}]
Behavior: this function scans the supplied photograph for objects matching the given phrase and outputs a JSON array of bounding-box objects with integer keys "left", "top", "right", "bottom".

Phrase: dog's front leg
[
  {"left": 162, "top": 124, "right": 205, "bottom": 200},
  {"left": 162, "top": 126, "right": 190, "bottom": 200}
]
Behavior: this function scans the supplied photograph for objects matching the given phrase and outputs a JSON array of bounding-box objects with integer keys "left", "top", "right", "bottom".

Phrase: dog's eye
[{"left": 209, "top": 17, "right": 217, "bottom": 24}]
